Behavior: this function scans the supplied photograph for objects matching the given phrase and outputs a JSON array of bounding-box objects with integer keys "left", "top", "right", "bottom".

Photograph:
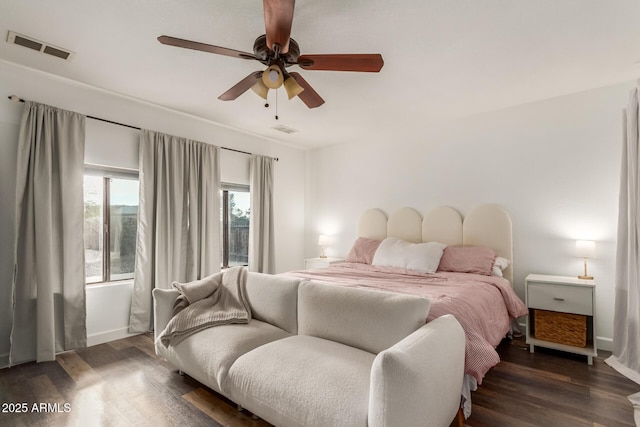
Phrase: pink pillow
[
  {"left": 346, "top": 237, "right": 382, "bottom": 264},
  {"left": 437, "top": 246, "right": 497, "bottom": 276}
]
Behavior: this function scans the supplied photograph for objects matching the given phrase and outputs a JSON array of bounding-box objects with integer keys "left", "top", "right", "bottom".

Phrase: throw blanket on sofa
[{"left": 157, "top": 266, "right": 251, "bottom": 347}]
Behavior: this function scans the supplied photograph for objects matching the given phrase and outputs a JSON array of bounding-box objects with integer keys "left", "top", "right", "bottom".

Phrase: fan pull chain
[{"left": 262, "top": 89, "right": 280, "bottom": 120}]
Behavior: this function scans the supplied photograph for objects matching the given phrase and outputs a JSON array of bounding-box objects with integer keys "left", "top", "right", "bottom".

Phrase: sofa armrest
[
  {"left": 368, "top": 314, "right": 465, "bottom": 427},
  {"left": 152, "top": 288, "right": 180, "bottom": 334}
]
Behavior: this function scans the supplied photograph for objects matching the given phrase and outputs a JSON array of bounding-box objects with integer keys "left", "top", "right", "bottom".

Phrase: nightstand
[
  {"left": 304, "top": 257, "right": 345, "bottom": 270},
  {"left": 525, "top": 274, "right": 597, "bottom": 364}
]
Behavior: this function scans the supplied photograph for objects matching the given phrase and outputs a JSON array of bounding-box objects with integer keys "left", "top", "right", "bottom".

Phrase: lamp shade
[
  {"left": 262, "top": 65, "right": 284, "bottom": 89},
  {"left": 251, "top": 79, "right": 269, "bottom": 99},
  {"left": 575, "top": 240, "right": 596, "bottom": 258},
  {"left": 283, "top": 76, "right": 304, "bottom": 100},
  {"left": 318, "top": 235, "right": 330, "bottom": 246}
]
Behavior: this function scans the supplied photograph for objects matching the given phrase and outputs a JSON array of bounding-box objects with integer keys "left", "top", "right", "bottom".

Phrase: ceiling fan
[{"left": 158, "top": 0, "right": 384, "bottom": 108}]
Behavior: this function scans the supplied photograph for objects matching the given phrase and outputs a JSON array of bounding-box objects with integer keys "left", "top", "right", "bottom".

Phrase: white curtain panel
[
  {"left": 10, "top": 101, "right": 86, "bottom": 365},
  {"left": 606, "top": 84, "right": 640, "bottom": 388},
  {"left": 249, "top": 155, "right": 275, "bottom": 274},
  {"left": 129, "top": 130, "right": 220, "bottom": 333}
]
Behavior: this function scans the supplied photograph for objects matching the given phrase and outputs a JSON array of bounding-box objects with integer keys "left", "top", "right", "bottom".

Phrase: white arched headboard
[
  {"left": 357, "top": 209, "right": 388, "bottom": 240},
  {"left": 357, "top": 204, "right": 513, "bottom": 284}
]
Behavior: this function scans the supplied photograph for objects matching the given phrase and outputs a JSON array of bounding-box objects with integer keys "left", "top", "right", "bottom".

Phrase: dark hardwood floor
[
  {"left": 468, "top": 339, "right": 638, "bottom": 427},
  {"left": 0, "top": 334, "right": 637, "bottom": 426}
]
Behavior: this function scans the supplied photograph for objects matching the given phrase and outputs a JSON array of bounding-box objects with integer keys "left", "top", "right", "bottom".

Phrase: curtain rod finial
[{"left": 8, "top": 95, "right": 24, "bottom": 103}]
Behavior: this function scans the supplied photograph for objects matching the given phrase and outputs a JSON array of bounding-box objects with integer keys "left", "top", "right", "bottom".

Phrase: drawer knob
[{"left": 553, "top": 297, "right": 565, "bottom": 302}]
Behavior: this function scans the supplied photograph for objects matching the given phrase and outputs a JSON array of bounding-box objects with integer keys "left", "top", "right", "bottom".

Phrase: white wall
[
  {"left": 0, "top": 60, "right": 305, "bottom": 363},
  {"left": 305, "top": 80, "right": 635, "bottom": 351},
  {"left": 85, "top": 281, "right": 139, "bottom": 346}
]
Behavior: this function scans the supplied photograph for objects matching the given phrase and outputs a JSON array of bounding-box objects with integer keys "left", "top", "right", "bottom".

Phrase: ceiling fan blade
[
  {"left": 158, "top": 35, "right": 257, "bottom": 60},
  {"left": 263, "top": 0, "right": 295, "bottom": 54},
  {"left": 218, "top": 71, "right": 263, "bottom": 101},
  {"left": 298, "top": 54, "right": 384, "bottom": 72},
  {"left": 288, "top": 72, "right": 324, "bottom": 108}
]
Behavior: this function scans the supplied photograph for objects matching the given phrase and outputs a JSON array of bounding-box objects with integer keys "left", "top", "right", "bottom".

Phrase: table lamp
[
  {"left": 575, "top": 240, "right": 595, "bottom": 280},
  {"left": 318, "top": 235, "right": 330, "bottom": 258}
]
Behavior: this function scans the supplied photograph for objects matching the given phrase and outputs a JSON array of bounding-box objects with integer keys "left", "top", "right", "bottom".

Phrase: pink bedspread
[{"left": 284, "top": 263, "right": 527, "bottom": 384}]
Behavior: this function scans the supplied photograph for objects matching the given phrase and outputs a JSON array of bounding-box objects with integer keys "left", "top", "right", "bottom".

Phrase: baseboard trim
[
  {"left": 596, "top": 336, "right": 613, "bottom": 352},
  {"left": 87, "top": 327, "right": 142, "bottom": 347}
]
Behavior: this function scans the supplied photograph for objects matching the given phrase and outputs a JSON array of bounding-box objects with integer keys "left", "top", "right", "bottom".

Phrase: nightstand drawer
[{"left": 527, "top": 283, "right": 593, "bottom": 316}]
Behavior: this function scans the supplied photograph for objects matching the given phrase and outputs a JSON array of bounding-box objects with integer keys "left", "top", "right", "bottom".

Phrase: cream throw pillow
[{"left": 372, "top": 237, "right": 446, "bottom": 273}]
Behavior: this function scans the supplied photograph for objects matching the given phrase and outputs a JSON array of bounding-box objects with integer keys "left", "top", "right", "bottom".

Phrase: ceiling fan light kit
[{"left": 158, "top": 0, "right": 384, "bottom": 109}]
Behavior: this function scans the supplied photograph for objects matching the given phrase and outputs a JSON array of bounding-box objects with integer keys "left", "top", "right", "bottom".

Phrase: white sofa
[{"left": 153, "top": 272, "right": 465, "bottom": 427}]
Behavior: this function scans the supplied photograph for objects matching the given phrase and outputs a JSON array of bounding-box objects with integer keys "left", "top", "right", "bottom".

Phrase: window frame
[
  {"left": 84, "top": 166, "right": 139, "bottom": 285},
  {"left": 221, "top": 183, "right": 250, "bottom": 270}
]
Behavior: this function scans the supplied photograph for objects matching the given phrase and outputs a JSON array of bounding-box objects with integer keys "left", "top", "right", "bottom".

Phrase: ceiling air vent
[
  {"left": 271, "top": 124, "right": 299, "bottom": 134},
  {"left": 6, "top": 31, "right": 74, "bottom": 61}
]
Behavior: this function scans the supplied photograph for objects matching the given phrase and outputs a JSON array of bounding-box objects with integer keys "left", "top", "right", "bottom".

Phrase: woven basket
[{"left": 533, "top": 309, "right": 587, "bottom": 347}]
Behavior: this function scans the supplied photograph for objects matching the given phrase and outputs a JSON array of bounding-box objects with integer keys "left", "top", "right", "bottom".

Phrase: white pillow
[
  {"left": 372, "top": 237, "right": 446, "bottom": 273},
  {"left": 492, "top": 256, "right": 510, "bottom": 277}
]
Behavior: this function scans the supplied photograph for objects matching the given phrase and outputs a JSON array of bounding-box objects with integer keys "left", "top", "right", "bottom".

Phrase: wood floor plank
[
  {"left": 492, "top": 359, "right": 574, "bottom": 383},
  {"left": 56, "top": 351, "right": 99, "bottom": 385},
  {"left": 106, "top": 337, "right": 136, "bottom": 352},
  {"left": 130, "top": 388, "right": 217, "bottom": 427},
  {"left": 104, "top": 398, "right": 152, "bottom": 427},
  {"left": 183, "top": 387, "right": 267, "bottom": 427},
  {"left": 587, "top": 388, "right": 639, "bottom": 427},
  {"left": 107, "top": 333, "right": 156, "bottom": 359},
  {"left": 74, "top": 342, "right": 126, "bottom": 369},
  {"left": 472, "top": 386, "right": 592, "bottom": 427},
  {"left": 27, "top": 374, "right": 70, "bottom": 425},
  {"left": 463, "top": 404, "right": 538, "bottom": 427},
  {"left": 117, "top": 344, "right": 202, "bottom": 397},
  {"left": 28, "top": 373, "right": 66, "bottom": 405},
  {"left": 128, "top": 333, "right": 158, "bottom": 358}
]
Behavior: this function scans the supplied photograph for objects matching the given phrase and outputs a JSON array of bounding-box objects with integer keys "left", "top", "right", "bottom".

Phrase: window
[
  {"left": 84, "top": 171, "right": 139, "bottom": 284},
  {"left": 221, "top": 184, "right": 250, "bottom": 269}
]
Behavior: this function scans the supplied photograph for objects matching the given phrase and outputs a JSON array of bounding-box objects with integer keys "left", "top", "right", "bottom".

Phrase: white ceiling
[{"left": 1, "top": 0, "right": 639, "bottom": 149}]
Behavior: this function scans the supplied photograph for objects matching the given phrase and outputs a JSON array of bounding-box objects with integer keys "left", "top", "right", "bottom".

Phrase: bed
[{"left": 284, "top": 204, "right": 528, "bottom": 418}]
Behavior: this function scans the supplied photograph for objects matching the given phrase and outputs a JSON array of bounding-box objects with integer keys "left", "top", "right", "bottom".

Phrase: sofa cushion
[
  {"left": 227, "top": 335, "right": 374, "bottom": 427},
  {"left": 155, "top": 319, "right": 291, "bottom": 394},
  {"left": 297, "top": 281, "right": 430, "bottom": 354},
  {"left": 244, "top": 272, "right": 301, "bottom": 334}
]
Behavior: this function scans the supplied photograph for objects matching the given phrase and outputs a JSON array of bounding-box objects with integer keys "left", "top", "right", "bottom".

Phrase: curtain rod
[{"left": 7, "top": 95, "right": 279, "bottom": 162}]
